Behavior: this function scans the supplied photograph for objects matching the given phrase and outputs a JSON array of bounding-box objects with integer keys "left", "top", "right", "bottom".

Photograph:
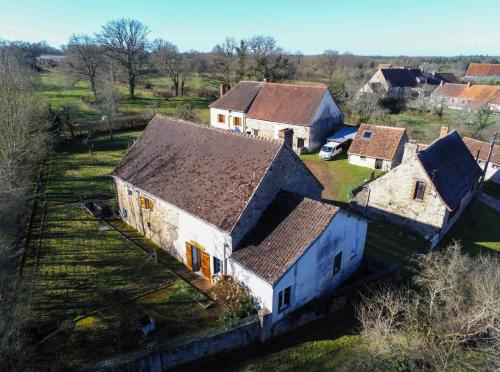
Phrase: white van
[{"left": 319, "top": 142, "right": 343, "bottom": 160}]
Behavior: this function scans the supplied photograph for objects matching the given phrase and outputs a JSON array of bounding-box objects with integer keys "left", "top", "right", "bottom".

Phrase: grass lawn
[
  {"left": 440, "top": 200, "right": 500, "bottom": 254},
  {"left": 300, "top": 153, "right": 383, "bottom": 203},
  {"left": 38, "top": 70, "right": 211, "bottom": 124},
  {"left": 24, "top": 131, "right": 216, "bottom": 368}
]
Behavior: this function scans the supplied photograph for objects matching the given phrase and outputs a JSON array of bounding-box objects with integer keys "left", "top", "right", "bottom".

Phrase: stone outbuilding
[
  {"left": 464, "top": 63, "right": 500, "bottom": 82},
  {"left": 112, "top": 115, "right": 367, "bottom": 322},
  {"left": 431, "top": 82, "right": 500, "bottom": 112},
  {"left": 209, "top": 81, "right": 343, "bottom": 151},
  {"left": 353, "top": 130, "right": 482, "bottom": 247},
  {"left": 347, "top": 124, "right": 408, "bottom": 171}
]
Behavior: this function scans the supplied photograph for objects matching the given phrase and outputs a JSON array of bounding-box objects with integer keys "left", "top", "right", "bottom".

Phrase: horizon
[{"left": 1, "top": 0, "right": 499, "bottom": 56}]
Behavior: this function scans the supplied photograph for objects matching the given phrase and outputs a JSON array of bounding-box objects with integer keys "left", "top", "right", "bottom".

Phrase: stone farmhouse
[
  {"left": 464, "top": 63, "right": 500, "bottom": 82},
  {"left": 353, "top": 130, "right": 482, "bottom": 247},
  {"left": 209, "top": 81, "right": 343, "bottom": 151},
  {"left": 431, "top": 82, "right": 500, "bottom": 112},
  {"left": 463, "top": 136, "right": 500, "bottom": 183},
  {"left": 112, "top": 115, "right": 367, "bottom": 323},
  {"left": 347, "top": 124, "right": 408, "bottom": 171},
  {"left": 358, "top": 67, "right": 458, "bottom": 98}
]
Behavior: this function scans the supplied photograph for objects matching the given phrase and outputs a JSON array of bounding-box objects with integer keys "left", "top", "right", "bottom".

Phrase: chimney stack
[
  {"left": 403, "top": 141, "right": 419, "bottom": 162},
  {"left": 219, "top": 84, "right": 226, "bottom": 98},
  {"left": 439, "top": 126, "right": 449, "bottom": 137}
]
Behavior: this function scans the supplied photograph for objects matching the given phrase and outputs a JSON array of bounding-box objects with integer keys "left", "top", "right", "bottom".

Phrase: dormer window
[{"left": 363, "top": 131, "right": 372, "bottom": 139}]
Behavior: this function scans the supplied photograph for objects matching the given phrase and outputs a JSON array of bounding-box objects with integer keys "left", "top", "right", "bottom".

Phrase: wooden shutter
[
  {"left": 201, "top": 251, "right": 211, "bottom": 280},
  {"left": 140, "top": 196, "right": 146, "bottom": 209},
  {"left": 148, "top": 199, "right": 154, "bottom": 210},
  {"left": 185, "top": 243, "right": 193, "bottom": 271}
]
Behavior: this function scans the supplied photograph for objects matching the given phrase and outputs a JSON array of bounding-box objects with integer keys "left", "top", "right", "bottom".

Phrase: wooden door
[
  {"left": 200, "top": 251, "right": 211, "bottom": 280},
  {"left": 185, "top": 242, "right": 193, "bottom": 271}
]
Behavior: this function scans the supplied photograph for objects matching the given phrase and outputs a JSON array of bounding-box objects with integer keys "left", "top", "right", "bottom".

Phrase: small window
[
  {"left": 213, "top": 257, "right": 222, "bottom": 274},
  {"left": 362, "top": 131, "right": 372, "bottom": 139},
  {"left": 127, "top": 188, "right": 132, "bottom": 196},
  {"left": 140, "top": 196, "right": 154, "bottom": 210},
  {"left": 278, "top": 286, "right": 291, "bottom": 312},
  {"left": 217, "top": 114, "right": 225, "bottom": 124},
  {"left": 360, "top": 156, "right": 366, "bottom": 160},
  {"left": 333, "top": 252, "right": 342, "bottom": 275},
  {"left": 253, "top": 129, "right": 259, "bottom": 136},
  {"left": 121, "top": 207, "right": 128, "bottom": 219},
  {"left": 147, "top": 221, "right": 152, "bottom": 229},
  {"left": 233, "top": 117, "right": 241, "bottom": 126},
  {"left": 297, "top": 138, "right": 305, "bottom": 148},
  {"left": 413, "top": 181, "right": 426, "bottom": 200}
]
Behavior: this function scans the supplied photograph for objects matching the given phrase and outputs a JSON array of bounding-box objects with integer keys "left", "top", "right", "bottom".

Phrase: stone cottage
[
  {"left": 431, "top": 82, "right": 500, "bottom": 111},
  {"left": 112, "top": 115, "right": 367, "bottom": 322},
  {"left": 353, "top": 130, "right": 482, "bottom": 247},
  {"left": 464, "top": 63, "right": 500, "bottom": 82},
  {"left": 347, "top": 124, "right": 408, "bottom": 171},
  {"left": 209, "top": 81, "right": 343, "bottom": 151}
]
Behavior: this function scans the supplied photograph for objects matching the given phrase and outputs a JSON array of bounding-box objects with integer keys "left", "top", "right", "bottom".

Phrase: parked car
[{"left": 319, "top": 126, "right": 358, "bottom": 160}]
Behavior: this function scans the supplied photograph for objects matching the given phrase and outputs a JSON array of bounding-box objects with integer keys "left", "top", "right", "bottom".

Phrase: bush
[
  {"left": 378, "top": 97, "right": 407, "bottom": 114},
  {"left": 173, "top": 101, "right": 199, "bottom": 122},
  {"left": 210, "top": 276, "right": 257, "bottom": 328}
]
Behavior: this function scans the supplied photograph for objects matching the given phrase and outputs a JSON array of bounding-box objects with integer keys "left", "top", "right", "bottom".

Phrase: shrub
[
  {"left": 378, "top": 97, "right": 406, "bottom": 114},
  {"left": 210, "top": 275, "right": 257, "bottom": 328},
  {"left": 173, "top": 101, "right": 199, "bottom": 122}
]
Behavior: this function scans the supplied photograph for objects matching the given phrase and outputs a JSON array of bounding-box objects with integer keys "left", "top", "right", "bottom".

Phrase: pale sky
[{"left": 0, "top": 0, "right": 499, "bottom": 56}]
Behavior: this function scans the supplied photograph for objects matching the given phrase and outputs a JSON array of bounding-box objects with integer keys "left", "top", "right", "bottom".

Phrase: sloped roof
[
  {"left": 433, "top": 72, "right": 461, "bottom": 84},
  {"left": 463, "top": 137, "right": 500, "bottom": 165},
  {"left": 113, "top": 116, "right": 282, "bottom": 231},
  {"left": 230, "top": 191, "right": 338, "bottom": 285},
  {"left": 417, "top": 131, "right": 482, "bottom": 211},
  {"left": 380, "top": 69, "right": 418, "bottom": 87},
  {"left": 432, "top": 83, "right": 499, "bottom": 107},
  {"left": 209, "top": 81, "right": 263, "bottom": 112},
  {"left": 348, "top": 124, "right": 407, "bottom": 161},
  {"left": 466, "top": 63, "right": 500, "bottom": 77},
  {"left": 246, "top": 83, "right": 328, "bottom": 126},
  {"left": 377, "top": 63, "right": 393, "bottom": 69},
  {"left": 432, "top": 83, "right": 469, "bottom": 98}
]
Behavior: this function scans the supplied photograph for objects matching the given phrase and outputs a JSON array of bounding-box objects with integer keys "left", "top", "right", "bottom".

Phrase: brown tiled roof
[
  {"left": 432, "top": 83, "right": 469, "bottom": 98},
  {"left": 246, "top": 83, "right": 328, "bottom": 126},
  {"left": 113, "top": 116, "right": 282, "bottom": 231},
  {"left": 230, "top": 191, "right": 338, "bottom": 284},
  {"left": 348, "top": 124, "right": 407, "bottom": 161},
  {"left": 466, "top": 63, "right": 500, "bottom": 77},
  {"left": 209, "top": 81, "right": 263, "bottom": 112},
  {"left": 416, "top": 143, "right": 428, "bottom": 152},
  {"left": 463, "top": 137, "right": 500, "bottom": 165},
  {"left": 377, "top": 63, "right": 393, "bottom": 69},
  {"left": 433, "top": 72, "right": 461, "bottom": 84}
]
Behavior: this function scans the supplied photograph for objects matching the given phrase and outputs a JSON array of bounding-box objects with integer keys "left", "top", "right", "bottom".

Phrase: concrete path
[{"left": 479, "top": 193, "right": 500, "bottom": 213}]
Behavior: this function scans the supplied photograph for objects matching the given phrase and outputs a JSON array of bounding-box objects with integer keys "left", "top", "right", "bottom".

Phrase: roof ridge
[
  {"left": 155, "top": 114, "right": 284, "bottom": 145},
  {"left": 360, "top": 123, "right": 406, "bottom": 131},
  {"left": 262, "top": 81, "right": 327, "bottom": 89}
]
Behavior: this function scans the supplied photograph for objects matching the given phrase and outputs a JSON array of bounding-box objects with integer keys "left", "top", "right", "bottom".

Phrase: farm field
[{"left": 23, "top": 131, "right": 217, "bottom": 368}]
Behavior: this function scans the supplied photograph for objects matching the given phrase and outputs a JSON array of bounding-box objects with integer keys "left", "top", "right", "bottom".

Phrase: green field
[
  {"left": 38, "top": 70, "right": 211, "bottom": 124},
  {"left": 300, "top": 153, "right": 383, "bottom": 203},
  {"left": 23, "top": 131, "right": 216, "bottom": 368}
]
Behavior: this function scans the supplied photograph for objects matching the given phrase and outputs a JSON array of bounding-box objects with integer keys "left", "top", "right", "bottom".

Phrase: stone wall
[
  {"left": 245, "top": 117, "right": 311, "bottom": 149},
  {"left": 231, "top": 145, "right": 323, "bottom": 248}
]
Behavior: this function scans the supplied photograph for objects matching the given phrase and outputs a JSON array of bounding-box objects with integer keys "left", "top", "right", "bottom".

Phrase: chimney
[
  {"left": 439, "top": 126, "right": 449, "bottom": 137},
  {"left": 467, "top": 82, "right": 471, "bottom": 88},
  {"left": 439, "top": 80, "right": 444, "bottom": 87},
  {"left": 263, "top": 78, "right": 267, "bottom": 83},
  {"left": 219, "top": 84, "right": 226, "bottom": 98},
  {"left": 403, "top": 141, "right": 419, "bottom": 162}
]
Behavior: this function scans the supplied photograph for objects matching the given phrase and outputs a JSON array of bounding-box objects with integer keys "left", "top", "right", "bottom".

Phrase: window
[
  {"left": 253, "top": 129, "right": 259, "bottom": 136},
  {"left": 297, "top": 138, "right": 305, "bottom": 148},
  {"left": 413, "top": 181, "right": 426, "bottom": 201},
  {"left": 127, "top": 188, "right": 132, "bottom": 196},
  {"left": 140, "top": 196, "right": 154, "bottom": 210},
  {"left": 333, "top": 252, "right": 342, "bottom": 275},
  {"left": 233, "top": 117, "right": 241, "bottom": 126},
  {"left": 121, "top": 207, "right": 128, "bottom": 219},
  {"left": 278, "top": 286, "right": 291, "bottom": 312},
  {"left": 147, "top": 221, "right": 152, "bottom": 229},
  {"left": 360, "top": 156, "right": 366, "bottom": 160},
  {"left": 363, "top": 131, "right": 372, "bottom": 139},
  {"left": 213, "top": 257, "right": 222, "bottom": 274},
  {"left": 217, "top": 114, "right": 225, "bottom": 124}
]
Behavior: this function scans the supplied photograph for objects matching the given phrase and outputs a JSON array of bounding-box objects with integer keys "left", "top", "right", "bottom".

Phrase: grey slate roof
[
  {"left": 113, "top": 115, "right": 282, "bottom": 231},
  {"left": 230, "top": 191, "right": 339, "bottom": 285},
  {"left": 381, "top": 69, "right": 419, "bottom": 87},
  {"left": 209, "top": 81, "right": 263, "bottom": 112},
  {"left": 417, "top": 131, "right": 482, "bottom": 211}
]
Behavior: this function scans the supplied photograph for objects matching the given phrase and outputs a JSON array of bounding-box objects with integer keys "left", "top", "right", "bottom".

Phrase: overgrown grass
[
  {"left": 24, "top": 131, "right": 216, "bottom": 368},
  {"left": 300, "top": 153, "right": 383, "bottom": 203}
]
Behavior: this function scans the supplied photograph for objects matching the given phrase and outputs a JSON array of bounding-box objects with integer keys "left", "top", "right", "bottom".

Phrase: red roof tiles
[
  {"left": 466, "top": 63, "right": 500, "bottom": 77},
  {"left": 348, "top": 124, "right": 407, "bottom": 161},
  {"left": 463, "top": 137, "right": 500, "bottom": 165}
]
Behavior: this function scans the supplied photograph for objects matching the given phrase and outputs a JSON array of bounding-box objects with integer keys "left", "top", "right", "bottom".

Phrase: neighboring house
[
  {"left": 463, "top": 136, "right": 500, "bottom": 183},
  {"left": 36, "top": 54, "right": 66, "bottom": 67},
  {"left": 112, "top": 115, "right": 367, "bottom": 322},
  {"left": 464, "top": 63, "right": 500, "bottom": 82},
  {"left": 353, "top": 130, "right": 482, "bottom": 247},
  {"left": 347, "top": 124, "right": 408, "bottom": 171},
  {"left": 210, "top": 81, "right": 343, "bottom": 151},
  {"left": 432, "top": 72, "right": 461, "bottom": 84},
  {"left": 431, "top": 83, "right": 500, "bottom": 111},
  {"left": 358, "top": 68, "right": 457, "bottom": 98}
]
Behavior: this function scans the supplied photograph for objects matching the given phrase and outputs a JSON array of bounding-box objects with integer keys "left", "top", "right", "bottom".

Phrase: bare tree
[
  {"left": 98, "top": 82, "right": 118, "bottom": 140},
  {"left": 151, "top": 39, "right": 189, "bottom": 96},
  {"left": 64, "top": 34, "right": 103, "bottom": 98},
  {"left": 208, "top": 38, "right": 236, "bottom": 89},
  {"left": 97, "top": 19, "right": 150, "bottom": 99}
]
